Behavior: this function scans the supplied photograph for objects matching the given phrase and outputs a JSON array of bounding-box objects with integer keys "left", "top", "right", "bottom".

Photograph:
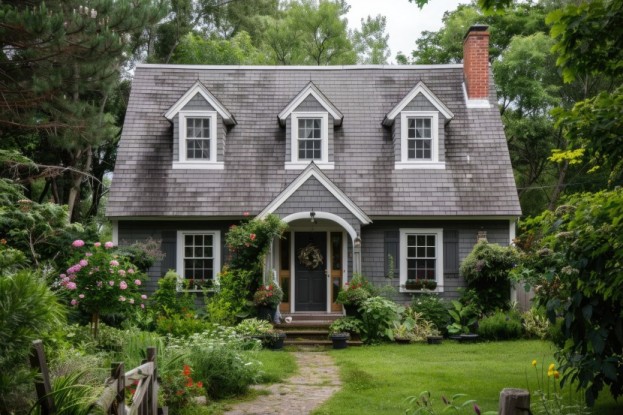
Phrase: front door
[{"left": 294, "top": 232, "right": 327, "bottom": 311}]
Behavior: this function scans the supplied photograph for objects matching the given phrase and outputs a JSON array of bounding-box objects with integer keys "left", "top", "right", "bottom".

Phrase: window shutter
[
  {"left": 444, "top": 230, "right": 459, "bottom": 278},
  {"left": 384, "top": 231, "right": 399, "bottom": 279},
  {"left": 162, "top": 231, "right": 176, "bottom": 273}
]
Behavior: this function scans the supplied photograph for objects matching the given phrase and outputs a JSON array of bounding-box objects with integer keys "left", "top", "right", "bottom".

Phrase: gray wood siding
[
  {"left": 118, "top": 220, "right": 234, "bottom": 294},
  {"left": 360, "top": 220, "right": 510, "bottom": 303}
]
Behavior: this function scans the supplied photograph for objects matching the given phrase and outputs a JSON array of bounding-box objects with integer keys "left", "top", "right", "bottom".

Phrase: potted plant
[
  {"left": 328, "top": 317, "right": 363, "bottom": 348},
  {"left": 426, "top": 327, "right": 443, "bottom": 344},
  {"left": 336, "top": 274, "right": 375, "bottom": 317},
  {"left": 392, "top": 320, "right": 415, "bottom": 344},
  {"left": 263, "top": 329, "right": 287, "bottom": 350},
  {"left": 253, "top": 284, "right": 283, "bottom": 322},
  {"left": 446, "top": 300, "right": 479, "bottom": 341}
]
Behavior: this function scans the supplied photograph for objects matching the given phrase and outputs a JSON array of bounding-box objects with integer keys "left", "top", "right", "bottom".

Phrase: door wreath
[{"left": 298, "top": 243, "right": 324, "bottom": 269}]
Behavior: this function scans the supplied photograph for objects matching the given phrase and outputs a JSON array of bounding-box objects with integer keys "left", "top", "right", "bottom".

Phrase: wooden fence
[{"left": 30, "top": 340, "right": 167, "bottom": 415}]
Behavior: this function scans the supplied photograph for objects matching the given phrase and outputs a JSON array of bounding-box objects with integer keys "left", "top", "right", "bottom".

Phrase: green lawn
[{"left": 312, "top": 340, "right": 622, "bottom": 415}]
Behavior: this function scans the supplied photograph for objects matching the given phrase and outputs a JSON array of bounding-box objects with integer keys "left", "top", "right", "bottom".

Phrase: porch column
[{"left": 353, "top": 235, "right": 362, "bottom": 275}]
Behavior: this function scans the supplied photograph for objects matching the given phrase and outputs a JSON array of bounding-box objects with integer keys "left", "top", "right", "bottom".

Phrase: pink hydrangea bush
[{"left": 58, "top": 240, "right": 148, "bottom": 335}]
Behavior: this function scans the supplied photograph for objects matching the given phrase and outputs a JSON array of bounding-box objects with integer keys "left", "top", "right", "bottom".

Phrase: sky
[{"left": 346, "top": 0, "right": 468, "bottom": 63}]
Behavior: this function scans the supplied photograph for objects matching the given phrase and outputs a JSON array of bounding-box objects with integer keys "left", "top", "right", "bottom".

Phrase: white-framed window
[
  {"left": 396, "top": 111, "right": 444, "bottom": 169},
  {"left": 176, "top": 231, "right": 221, "bottom": 292},
  {"left": 173, "top": 111, "right": 223, "bottom": 169},
  {"left": 286, "top": 112, "right": 333, "bottom": 170},
  {"left": 399, "top": 228, "right": 443, "bottom": 292}
]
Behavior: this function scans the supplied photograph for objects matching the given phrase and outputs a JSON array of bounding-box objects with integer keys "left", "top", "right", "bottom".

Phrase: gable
[
  {"left": 278, "top": 82, "right": 343, "bottom": 127},
  {"left": 383, "top": 81, "right": 453, "bottom": 126},
  {"left": 164, "top": 81, "right": 236, "bottom": 125},
  {"left": 259, "top": 163, "right": 371, "bottom": 224}
]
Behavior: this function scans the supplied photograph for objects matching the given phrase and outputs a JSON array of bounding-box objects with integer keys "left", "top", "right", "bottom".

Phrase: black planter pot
[
  {"left": 395, "top": 336, "right": 412, "bottom": 344},
  {"left": 459, "top": 333, "right": 479, "bottom": 343},
  {"left": 256, "top": 305, "right": 277, "bottom": 322},
  {"left": 252, "top": 332, "right": 287, "bottom": 350},
  {"left": 329, "top": 333, "right": 350, "bottom": 349},
  {"left": 343, "top": 304, "right": 360, "bottom": 318},
  {"left": 426, "top": 335, "right": 443, "bottom": 345}
]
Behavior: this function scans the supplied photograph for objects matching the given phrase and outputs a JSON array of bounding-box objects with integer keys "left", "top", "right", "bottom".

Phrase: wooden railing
[{"left": 30, "top": 340, "right": 166, "bottom": 415}]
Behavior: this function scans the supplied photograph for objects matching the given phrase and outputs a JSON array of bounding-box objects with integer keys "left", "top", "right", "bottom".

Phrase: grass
[{"left": 312, "top": 340, "right": 622, "bottom": 415}]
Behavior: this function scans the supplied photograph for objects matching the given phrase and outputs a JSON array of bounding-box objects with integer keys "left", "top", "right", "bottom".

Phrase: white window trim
[
  {"left": 176, "top": 230, "right": 221, "bottom": 292},
  {"left": 286, "top": 112, "right": 334, "bottom": 170},
  {"left": 173, "top": 111, "right": 224, "bottom": 170},
  {"left": 399, "top": 228, "right": 444, "bottom": 293},
  {"left": 396, "top": 111, "right": 445, "bottom": 170}
]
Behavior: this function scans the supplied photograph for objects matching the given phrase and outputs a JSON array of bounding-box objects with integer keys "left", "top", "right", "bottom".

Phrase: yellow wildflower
[
  {"left": 532, "top": 360, "right": 537, "bottom": 367},
  {"left": 547, "top": 370, "right": 554, "bottom": 377},
  {"left": 548, "top": 363, "right": 555, "bottom": 371}
]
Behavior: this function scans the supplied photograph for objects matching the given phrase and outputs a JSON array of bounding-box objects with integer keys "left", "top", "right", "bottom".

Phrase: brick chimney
[{"left": 463, "top": 25, "right": 490, "bottom": 100}]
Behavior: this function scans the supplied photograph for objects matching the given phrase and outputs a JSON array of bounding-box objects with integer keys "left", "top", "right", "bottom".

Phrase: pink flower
[
  {"left": 94, "top": 242, "right": 101, "bottom": 247},
  {"left": 66, "top": 282, "right": 77, "bottom": 290},
  {"left": 119, "top": 296, "right": 126, "bottom": 302},
  {"left": 141, "top": 294, "right": 147, "bottom": 300},
  {"left": 96, "top": 281, "right": 103, "bottom": 287},
  {"left": 118, "top": 270, "right": 126, "bottom": 276},
  {"left": 129, "top": 298, "right": 135, "bottom": 304},
  {"left": 140, "top": 303, "right": 145, "bottom": 309},
  {"left": 79, "top": 259, "right": 88, "bottom": 267},
  {"left": 72, "top": 240, "right": 85, "bottom": 248},
  {"left": 250, "top": 233, "right": 256, "bottom": 241},
  {"left": 109, "top": 281, "right": 115, "bottom": 286},
  {"left": 78, "top": 294, "right": 85, "bottom": 299},
  {"left": 59, "top": 273, "right": 67, "bottom": 279},
  {"left": 71, "top": 299, "right": 78, "bottom": 306},
  {"left": 110, "top": 260, "right": 119, "bottom": 267},
  {"left": 127, "top": 268, "right": 135, "bottom": 274},
  {"left": 104, "top": 241, "right": 114, "bottom": 249},
  {"left": 85, "top": 252, "right": 93, "bottom": 257},
  {"left": 119, "top": 281, "right": 128, "bottom": 290},
  {"left": 243, "top": 211, "right": 250, "bottom": 216},
  {"left": 134, "top": 279, "right": 141, "bottom": 286}
]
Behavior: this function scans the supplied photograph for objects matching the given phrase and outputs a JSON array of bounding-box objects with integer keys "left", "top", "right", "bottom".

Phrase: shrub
[
  {"left": 329, "top": 317, "right": 364, "bottom": 336},
  {"left": 477, "top": 310, "right": 523, "bottom": 340},
  {"left": 336, "top": 274, "right": 376, "bottom": 306},
  {"left": 235, "top": 318, "right": 273, "bottom": 336},
  {"left": 400, "top": 308, "right": 440, "bottom": 341},
  {"left": 410, "top": 294, "right": 450, "bottom": 335},
  {"left": 447, "top": 300, "right": 478, "bottom": 335},
  {"left": 460, "top": 241, "right": 519, "bottom": 314},
  {"left": 253, "top": 284, "right": 283, "bottom": 308},
  {"left": 206, "top": 267, "right": 255, "bottom": 325},
  {"left": 156, "top": 312, "right": 213, "bottom": 338},
  {"left": 150, "top": 270, "right": 195, "bottom": 317},
  {"left": 522, "top": 307, "right": 551, "bottom": 340},
  {"left": 359, "top": 296, "right": 404, "bottom": 344}
]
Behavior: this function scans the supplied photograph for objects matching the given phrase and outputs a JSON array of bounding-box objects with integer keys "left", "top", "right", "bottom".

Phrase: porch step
[
  {"left": 279, "top": 313, "right": 343, "bottom": 322},
  {"left": 284, "top": 339, "right": 364, "bottom": 347},
  {"left": 280, "top": 329, "right": 330, "bottom": 340}
]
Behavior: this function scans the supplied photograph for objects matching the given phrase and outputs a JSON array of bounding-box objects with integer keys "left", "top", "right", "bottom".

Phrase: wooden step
[{"left": 284, "top": 339, "right": 364, "bottom": 347}]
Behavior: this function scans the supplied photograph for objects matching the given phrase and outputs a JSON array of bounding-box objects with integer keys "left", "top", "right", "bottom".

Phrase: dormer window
[
  {"left": 180, "top": 112, "right": 216, "bottom": 162},
  {"left": 402, "top": 112, "right": 439, "bottom": 163},
  {"left": 165, "top": 81, "right": 236, "bottom": 170},
  {"left": 279, "top": 83, "right": 342, "bottom": 170}
]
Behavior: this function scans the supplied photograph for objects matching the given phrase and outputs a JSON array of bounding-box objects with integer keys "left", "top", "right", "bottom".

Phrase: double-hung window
[
  {"left": 286, "top": 112, "right": 333, "bottom": 169},
  {"left": 176, "top": 231, "right": 221, "bottom": 291},
  {"left": 399, "top": 228, "right": 443, "bottom": 291},
  {"left": 174, "top": 111, "right": 222, "bottom": 169},
  {"left": 397, "top": 111, "right": 442, "bottom": 169}
]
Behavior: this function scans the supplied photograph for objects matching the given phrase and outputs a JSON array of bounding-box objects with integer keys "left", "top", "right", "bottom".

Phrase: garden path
[{"left": 223, "top": 351, "right": 341, "bottom": 415}]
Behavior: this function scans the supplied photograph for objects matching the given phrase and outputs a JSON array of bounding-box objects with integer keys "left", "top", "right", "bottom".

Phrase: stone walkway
[{"left": 223, "top": 352, "right": 341, "bottom": 415}]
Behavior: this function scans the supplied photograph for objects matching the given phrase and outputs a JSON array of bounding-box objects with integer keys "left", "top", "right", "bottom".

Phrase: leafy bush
[
  {"left": 460, "top": 241, "right": 519, "bottom": 314},
  {"left": 253, "top": 284, "right": 283, "bottom": 307},
  {"left": 150, "top": 270, "right": 195, "bottom": 315},
  {"left": 336, "top": 274, "right": 376, "bottom": 306},
  {"left": 206, "top": 267, "right": 255, "bottom": 325},
  {"left": 400, "top": 308, "right": 440, "bottom": 341},
  {"left": 156, "top": 312, "right": 213, "bottom": 338},
  {"left": 447, "top": 300, "right": 478, "bottom": 335},
  {"left": 359, "top": 296, "right": 404, "bottom": 344},
  {"left": 235, "top": 318, "right": 273, "bottom": 336},
  {"left": 0, "top": 269, "right": 66, "bottom": 412},
  {"left": 329, "top": 317, "right": 363, "bottom": 336},
  {"left": 522, "top": 307, "right": 551, "bottom": 340},
  {"left": 477, "top": 310, "right": 523, "bottom": 340},
  {"left": 513, "top": 190, "right": 623, "bottom": 404},
  {"left": 410, "top": 294, "right": 450, "bottom": 335}
]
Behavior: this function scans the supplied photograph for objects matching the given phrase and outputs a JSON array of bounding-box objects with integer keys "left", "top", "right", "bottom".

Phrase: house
[{"left": 107, "top": 25, "right": 521, "bottom": 314}]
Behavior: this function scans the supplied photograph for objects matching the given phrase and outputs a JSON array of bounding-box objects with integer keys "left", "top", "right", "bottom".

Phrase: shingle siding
[{"left": 108, "top": 65, "right": 521, "bottom": 218}]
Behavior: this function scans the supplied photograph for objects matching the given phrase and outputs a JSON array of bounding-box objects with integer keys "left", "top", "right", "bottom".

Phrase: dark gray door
[{"left": 295, "top": 232, "right": 327, "bottom": 311}]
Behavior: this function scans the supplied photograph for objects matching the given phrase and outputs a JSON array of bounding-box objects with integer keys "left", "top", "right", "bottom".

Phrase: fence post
[
  {"left": 499, "top": 388, "right": 530, "bottom": 415},
  {"left": 146, "top": 347, "right": 157, "bottom": 415},
  {"left": 112, "top": 362, "right": 126, "bottom": 415},
  {"left": 30, "top": 340, "right": 55, "bottom": 415}
]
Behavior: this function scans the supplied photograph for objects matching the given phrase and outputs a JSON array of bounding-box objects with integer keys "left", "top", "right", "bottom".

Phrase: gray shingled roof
[{"left": 107, "top": 64, "right": 521, "bottom": 219}]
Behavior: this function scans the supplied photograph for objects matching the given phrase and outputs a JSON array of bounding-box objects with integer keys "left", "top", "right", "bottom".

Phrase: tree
[
  {"left": 352, "top": 15, "right": 390, "bottom": 64},
  {"left": 0, "top": 1, "right": 166, "bottom": 222},
  {"left": 264, "top": 0, "right": 357, "bottom": 65},
  {"left": 171, "top": 31, "right": 269, "bottom": 65}
]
